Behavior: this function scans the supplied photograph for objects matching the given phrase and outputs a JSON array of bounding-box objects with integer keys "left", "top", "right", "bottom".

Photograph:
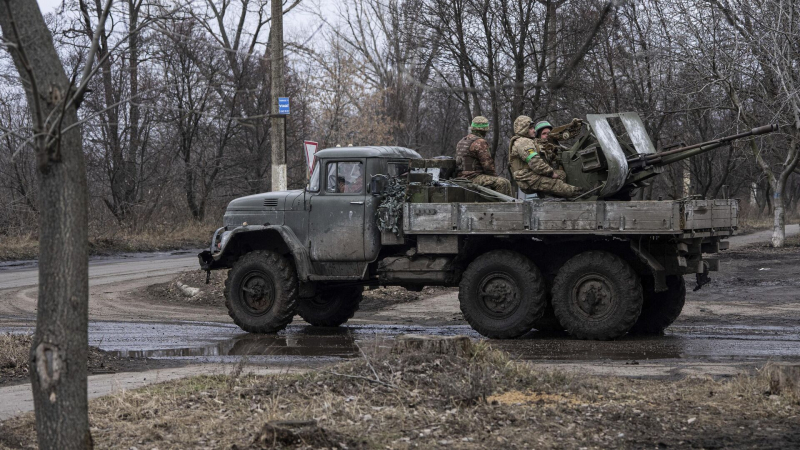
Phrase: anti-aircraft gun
[{"left": 558, "top": 112, "right": 778, "bottom": 200}]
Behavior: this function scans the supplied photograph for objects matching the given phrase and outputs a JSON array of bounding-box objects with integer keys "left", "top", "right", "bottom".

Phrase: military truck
[{"left": 199, "top": 112, "right": 775, "bottom": 340}]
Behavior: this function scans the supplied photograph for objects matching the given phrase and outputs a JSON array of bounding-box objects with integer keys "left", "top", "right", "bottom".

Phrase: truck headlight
[{"left": 218, "top": 230, "right": 233, "bottom": 251}]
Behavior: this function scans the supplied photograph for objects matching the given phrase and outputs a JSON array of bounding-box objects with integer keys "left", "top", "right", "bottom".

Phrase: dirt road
[{"left": 0, "top": 250, "right": 227, "bottom": 324}]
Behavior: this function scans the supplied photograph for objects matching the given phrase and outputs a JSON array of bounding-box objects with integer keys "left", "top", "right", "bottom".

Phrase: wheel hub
[
  {"left": 240, "top": 272, "right": 275, "bottom": 315},
  {"left": 573, "top": 275, "right": 613, "bottom": 318},
  {"left": 573, "top": 274, "right": 614, "bottom": 318},
  {"left": 478, "top": 273, "right": 520, "bottom": 318}
]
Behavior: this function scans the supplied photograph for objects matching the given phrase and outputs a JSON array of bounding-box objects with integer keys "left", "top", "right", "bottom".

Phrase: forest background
[{"left": 1, "top": 0, "right": 798, "bottom": 250}]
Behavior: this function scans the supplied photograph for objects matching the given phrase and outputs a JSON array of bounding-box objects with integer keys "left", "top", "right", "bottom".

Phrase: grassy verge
[
  {"left": 0, "top": 333, "right": 160, "bottom": 388},
  {"left": 0, "top": 222, "right": 212, "bottom": 262},
  {"left": 0, "top": 334, "right": 30, "bottom": 385},
  {"left": 2, "top": 343, "right": 798, "bottom": 449}
]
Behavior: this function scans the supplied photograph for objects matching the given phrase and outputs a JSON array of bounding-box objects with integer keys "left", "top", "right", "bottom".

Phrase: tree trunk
[
  {"left": 126, "top": 0, "right": 142, "bottom": 212},
  {"left": 0, "top": 1, "right": 91, "bottom": 448},
  {"left": 772, "top": 186, "right": 785, "bottom": 248}
]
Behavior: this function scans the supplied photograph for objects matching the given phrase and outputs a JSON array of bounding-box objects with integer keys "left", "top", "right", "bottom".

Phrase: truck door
[{"left": 308, "top": 160, "right": 366, "bottom": 261}]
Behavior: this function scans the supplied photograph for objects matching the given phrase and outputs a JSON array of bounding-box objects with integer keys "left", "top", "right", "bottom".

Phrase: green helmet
[
  {"left": 534, "top": 121, "right": 553, "bottom": 137},
  {"left": 470, "top": 116, "right": 489, "bottom": 133}
]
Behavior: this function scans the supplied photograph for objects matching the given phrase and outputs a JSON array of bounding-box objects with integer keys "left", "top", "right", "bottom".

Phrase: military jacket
[
  {"left": 509, "top": 136, "right": 568, "bottom": 191},
  {"left": 456, "top": 134, "right": 496, "bottom": 179}
]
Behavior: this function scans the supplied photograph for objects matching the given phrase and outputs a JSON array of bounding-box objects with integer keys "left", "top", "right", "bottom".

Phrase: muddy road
[{"left": 1, "top": 226, "right": 799, "bottom": 379}]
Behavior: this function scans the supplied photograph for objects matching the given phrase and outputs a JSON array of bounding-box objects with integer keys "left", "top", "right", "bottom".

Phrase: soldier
[
  {"left": 536, "top": 118, "right": 583, "bottom": 142},
  {"left": 455, "top": 116, "right": 513, "bottom": 196},
  {"left": 509, "top": 115, "right": 583, "bottom": 198},
  {"left": 535, "top": 120, "right": 553, "bottom": 140}
]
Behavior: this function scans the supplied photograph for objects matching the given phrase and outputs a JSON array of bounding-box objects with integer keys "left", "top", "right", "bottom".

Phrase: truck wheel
[
  {"left": 629, "top": 276, "right": 686, "bottom": 335},
  {"left": 296, "top": 286, "right": 362, "bottom": 327},
  {"left": 224, "top": 250, "right": 297, "bottom": 333},
  {"left": 459, "top": 250, "right": 546, "bottom": 339},
  {"left": 552, "top": 251, "right": 642, "bottom": 340}
]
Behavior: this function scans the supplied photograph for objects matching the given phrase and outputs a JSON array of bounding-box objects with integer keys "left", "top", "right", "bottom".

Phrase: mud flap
[
  {"left": 694, "top": 261, "right": 711, "bottom": 291},
  {"left": 629, "top": 241, "right": 667, "bottom": 292}
]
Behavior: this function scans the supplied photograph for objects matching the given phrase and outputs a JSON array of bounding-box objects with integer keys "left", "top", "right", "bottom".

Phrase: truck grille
[{"left": 263, "top": 199, "right": 278, "bottom": 208}]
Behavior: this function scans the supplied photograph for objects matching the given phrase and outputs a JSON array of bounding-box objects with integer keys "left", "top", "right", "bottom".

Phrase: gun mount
[{"left": 560, "top": 112, "right": 778, "bottom": 200}]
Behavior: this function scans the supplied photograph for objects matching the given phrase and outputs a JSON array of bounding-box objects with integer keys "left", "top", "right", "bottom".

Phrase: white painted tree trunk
[{"left": 772, "top": 193, "right": 785, "bottom": 248}]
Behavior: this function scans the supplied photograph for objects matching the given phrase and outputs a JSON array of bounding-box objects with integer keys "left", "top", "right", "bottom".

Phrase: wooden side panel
[
  {"left": 712, "top": 199, "right": 738, "bottom": 228},
  {"left": 532, "top": 202, "right": 597, "bottom": 231},
  {"left": 683, "top": 200, "right": 738, "bottom": 230},
  {"left": 404, "top": 203, "right": 453, "bottom": 232},
  {"left": 684, "top": 200, "right": 712, "bottom": 230},
  {"left": 604, "top": 201, "right": 678, "bottom": 231},
  {"left": 401, "top": 200, "right": 738, "bottom": 235},
  {"left": 458, "top": 203, "right": 527, "bottom": 231}
]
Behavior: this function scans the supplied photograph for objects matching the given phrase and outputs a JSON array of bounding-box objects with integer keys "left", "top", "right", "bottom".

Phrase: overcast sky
[
  {"left": 35, "top": 0, "right": 331, "bottom": 42},
  {"left": 38, "top": 0, "right": 61, "bottom": 13}
]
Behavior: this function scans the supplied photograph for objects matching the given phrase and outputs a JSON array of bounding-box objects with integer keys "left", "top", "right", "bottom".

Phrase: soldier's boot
[{"left": 545, "top": 179, "right": 584, "bottom": 198}]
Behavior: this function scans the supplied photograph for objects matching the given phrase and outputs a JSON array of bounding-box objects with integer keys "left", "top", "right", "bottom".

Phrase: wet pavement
[
  {"left": 0, "top": 249, "right": 201, "bottom": 290},
  {"left": 4, "top": 321, "right": 799, "bottom": 367}
]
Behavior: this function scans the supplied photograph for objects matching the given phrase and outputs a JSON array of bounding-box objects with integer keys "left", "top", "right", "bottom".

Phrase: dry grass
[
  {"left": 0, "top": 222, "right": 212, "bottom": 262},
  {"left": 2, "top": 344, "right": 799, "bottom": 449},
  {"left": 0, "top": 333, "right": 160, "bottom": 388},
  {"left": 0, "top": 334, "right": 31, "bottom": 384},
  {"left": 738, "top": 214, "right": 775, "bottom": 234}
]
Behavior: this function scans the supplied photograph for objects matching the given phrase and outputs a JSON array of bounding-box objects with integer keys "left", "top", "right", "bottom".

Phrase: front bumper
[{"left": 198, "top": 250, "right": 215, "bottom": 271}]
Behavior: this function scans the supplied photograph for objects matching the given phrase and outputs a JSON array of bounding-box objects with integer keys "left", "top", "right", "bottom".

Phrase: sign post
[{"left": 303, "top": 141, "right": 318, "bottom": 179}]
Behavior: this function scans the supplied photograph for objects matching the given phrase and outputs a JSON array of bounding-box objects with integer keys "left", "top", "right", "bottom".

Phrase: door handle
[{"left": 350, "top": 201, "right": 364, "bottom": 205}]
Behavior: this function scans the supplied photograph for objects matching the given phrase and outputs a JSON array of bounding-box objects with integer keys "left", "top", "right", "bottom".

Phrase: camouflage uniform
[
  {"left": 508, "top": 116, "right": 582, "bottom": 198},
  {"left": 455, "top": 116, "right": 513, "bottom": 196}
]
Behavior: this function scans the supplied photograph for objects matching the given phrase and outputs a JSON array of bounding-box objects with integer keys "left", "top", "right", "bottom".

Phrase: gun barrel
[{"left": 632, "top": 123, "right": 778, "bottom": 168}]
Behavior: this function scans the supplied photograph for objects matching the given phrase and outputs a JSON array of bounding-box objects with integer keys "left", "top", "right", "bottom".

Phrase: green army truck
[{"left": 199, "top": 112, "right": 775, "bottom": 340}]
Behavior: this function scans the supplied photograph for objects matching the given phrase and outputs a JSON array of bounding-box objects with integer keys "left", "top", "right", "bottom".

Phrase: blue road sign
[{"left": 278, "top": 97, "right": 290, "bottom": 115}]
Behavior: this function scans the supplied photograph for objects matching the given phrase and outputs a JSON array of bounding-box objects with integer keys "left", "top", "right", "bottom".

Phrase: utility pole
[{"left": 270, "top": 0, "right": 287, "bottom": 191}]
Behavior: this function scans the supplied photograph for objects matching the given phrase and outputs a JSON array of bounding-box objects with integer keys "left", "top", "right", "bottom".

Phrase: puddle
[
  {"left": 5, "top": 321, "right": 800, "bottom": 364},
  {"left": 105, "top": 328, "right": 362, "bottom": 359}
]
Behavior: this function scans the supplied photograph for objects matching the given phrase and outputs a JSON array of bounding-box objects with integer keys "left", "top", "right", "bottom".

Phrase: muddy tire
[
  {"left": 297, "top": 286, "right": 362, "bottom": 327},
  {"left": 224, "top": 250, "right": 297, "bottom": 333},
  {"left": 629, "top": 275, "right": 686, "bottom": 335},
  {"left": 552, "top": 251, "right": 642, "bottom": 340},
  {"left": 459, "top": 250, "right": 546, "bottom": 339}
]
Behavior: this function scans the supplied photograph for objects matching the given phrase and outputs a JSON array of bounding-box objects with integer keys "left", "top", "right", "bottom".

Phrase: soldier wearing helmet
[
  {"left": 509, "top": 115, "right": 582, "bottom": 198},
  {"left": 455, "top": 116, "right": 513, "bottom": 196}
]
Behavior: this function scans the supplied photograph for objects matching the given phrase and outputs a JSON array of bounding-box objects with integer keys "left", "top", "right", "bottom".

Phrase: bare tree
[
  {"left": 706, "top": 0, "right": 800, "bottom": 246},
  {"left": 0, "top": 0, "right": 111, "bottom": 447}
]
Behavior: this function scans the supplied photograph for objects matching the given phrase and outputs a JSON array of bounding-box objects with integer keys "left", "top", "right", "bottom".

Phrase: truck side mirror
[{"left": 369, "top": 174, "right": 389, "bottom": 196}]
